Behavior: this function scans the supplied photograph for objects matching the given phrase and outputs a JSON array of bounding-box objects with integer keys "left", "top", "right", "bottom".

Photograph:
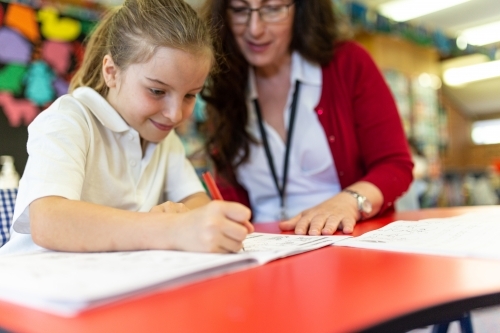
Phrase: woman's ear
[{"left": 102, "top": 54, "right": 118, "bottom": 88}]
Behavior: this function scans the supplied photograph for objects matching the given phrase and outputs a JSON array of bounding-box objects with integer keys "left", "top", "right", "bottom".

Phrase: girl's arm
[{"left": 30, "top": 196, "right": 251, "bottom": 253}]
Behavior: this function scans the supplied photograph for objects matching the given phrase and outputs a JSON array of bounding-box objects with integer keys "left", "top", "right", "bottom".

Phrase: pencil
[
  {"left": 202, "top": 171, "right": 223, "bottom": 200},
  {"left": 202, "top": 171, "right": 245, "bottom": 251}
]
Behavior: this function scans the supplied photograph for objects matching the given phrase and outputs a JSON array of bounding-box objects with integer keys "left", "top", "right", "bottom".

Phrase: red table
[{"left": 1, "top": 206, "right": 500, "bottom": 333}]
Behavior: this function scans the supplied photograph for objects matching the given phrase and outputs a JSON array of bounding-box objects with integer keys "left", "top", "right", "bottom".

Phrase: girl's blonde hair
[{"left": 70, "top": 0, "right": 215, "bottom": 96}]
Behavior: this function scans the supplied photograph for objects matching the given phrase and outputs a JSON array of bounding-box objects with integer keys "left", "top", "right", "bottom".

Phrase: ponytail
[{"left": 69, "top": 8, "right": 117, "bottom": 96}]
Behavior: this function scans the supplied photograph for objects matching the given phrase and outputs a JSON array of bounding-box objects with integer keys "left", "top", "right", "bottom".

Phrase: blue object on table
[{"left": 0, "top": 188, "right": 17, "bottom": 247}]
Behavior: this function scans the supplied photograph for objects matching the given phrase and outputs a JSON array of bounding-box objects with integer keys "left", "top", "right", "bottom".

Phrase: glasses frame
[{"left": 227, "top": 2, "right": 295, "bottom": 25}]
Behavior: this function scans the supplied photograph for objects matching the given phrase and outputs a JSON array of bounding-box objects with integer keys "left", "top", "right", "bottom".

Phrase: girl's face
[
  {"left": 227, "top": 0, "right": 295, "bottom": 71},
  {"left": 103, "top": 47, "right": 211, "bottom": 144}
]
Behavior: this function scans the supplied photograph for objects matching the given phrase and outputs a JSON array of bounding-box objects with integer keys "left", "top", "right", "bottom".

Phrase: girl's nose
[{"left": 161, "top": 102, "right": 183, "bottom": 124}]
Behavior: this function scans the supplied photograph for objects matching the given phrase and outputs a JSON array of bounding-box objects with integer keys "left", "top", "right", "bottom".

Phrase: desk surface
[{"left": 2, "top": 206, "right": 500, "bottom": 333}]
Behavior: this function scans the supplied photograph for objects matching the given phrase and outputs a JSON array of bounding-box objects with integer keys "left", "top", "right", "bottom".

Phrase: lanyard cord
[{"left": 253, "top": 80, "right": 301, "bottom": 217}]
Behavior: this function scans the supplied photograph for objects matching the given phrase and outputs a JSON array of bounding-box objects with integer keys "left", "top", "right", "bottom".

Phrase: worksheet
[
  {"left": 243, "top": 232, "right": 351, "bottom": 263},
  {"left": 336, "top": 212, "right": 500, "bottom": 260}
]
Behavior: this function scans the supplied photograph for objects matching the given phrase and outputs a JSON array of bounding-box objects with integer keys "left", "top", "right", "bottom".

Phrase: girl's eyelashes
[
  {"left": 149, "top": 88, "right": 165, "bottom": 96},
  {"left": 148, "top": 87, "right": 198, "bottom": 100}
]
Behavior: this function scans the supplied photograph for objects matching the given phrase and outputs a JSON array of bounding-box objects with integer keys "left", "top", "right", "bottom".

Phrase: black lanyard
[{"left": 253, "top": 80, "right": 301, "bottom": 220}]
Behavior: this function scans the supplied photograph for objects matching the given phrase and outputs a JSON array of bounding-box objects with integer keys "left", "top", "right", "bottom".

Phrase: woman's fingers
[
  {"left": 281, "top": 211, "right": 357, "bottom": 236},
  {"left": 339, "top": 216, "right": 356, "bottom": 234},
  {"left": 294, "top": 216, "right": 313, "bottom": 235},
  {"left": 308, "top": 213, "right": 333, "bottom": 235},
  {"left": 321, "top": 215, "right": 343, "bottom": 235},
  {"left": 278, "top": 214, "right": 301, "bottom": 231}
]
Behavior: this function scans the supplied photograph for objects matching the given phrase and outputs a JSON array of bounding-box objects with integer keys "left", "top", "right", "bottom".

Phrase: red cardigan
[{"left": 216, "top": 41, "right": 413, "bottom": 216}]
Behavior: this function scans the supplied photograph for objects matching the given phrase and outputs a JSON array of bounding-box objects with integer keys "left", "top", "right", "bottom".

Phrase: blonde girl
[{"left": 1, "top": 0, "right": 252, "bottom": 255}]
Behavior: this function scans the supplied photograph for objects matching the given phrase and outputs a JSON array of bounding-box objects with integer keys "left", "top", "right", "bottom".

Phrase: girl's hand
[
  {"left": 150, "top": 201, "right": 190, "bottom": 214},
  {"left": 166, "top": 201, "right": 253, "bottom": 253},
  {"left": 278, "top": 192, "right": 359, "bottom": 235}
]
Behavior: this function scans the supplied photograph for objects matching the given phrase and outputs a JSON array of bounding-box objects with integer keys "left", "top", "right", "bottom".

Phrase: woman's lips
[
  {"left": 247, "top": 41, "right": 271, "bottom": 53},
  {"left": 150, "top": 119, "right": 173, "bottom": 131}
]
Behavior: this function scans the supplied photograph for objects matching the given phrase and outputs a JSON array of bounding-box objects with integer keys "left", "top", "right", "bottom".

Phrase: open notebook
[{"left": 0, "top": 232, "right": 350, "bottom": 316}]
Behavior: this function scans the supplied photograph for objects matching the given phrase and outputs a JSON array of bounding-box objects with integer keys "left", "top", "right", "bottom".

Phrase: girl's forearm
[{"left": 29, "top": 196, "right": 178, "bottom": 252}]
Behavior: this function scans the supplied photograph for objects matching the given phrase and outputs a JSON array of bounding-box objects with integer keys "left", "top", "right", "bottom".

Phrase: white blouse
[{"left": 236, "top": 52, "right": 341, "bottom": 222}]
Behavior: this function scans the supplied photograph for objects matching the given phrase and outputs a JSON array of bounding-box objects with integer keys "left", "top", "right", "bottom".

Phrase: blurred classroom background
[{"left": 1, "top": 0, "right": 500, "bottom": 211}]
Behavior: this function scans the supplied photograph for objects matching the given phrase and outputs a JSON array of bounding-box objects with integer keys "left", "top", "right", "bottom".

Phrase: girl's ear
[{"left": 102, "top": 54, "right": 118, "bottom": 88}]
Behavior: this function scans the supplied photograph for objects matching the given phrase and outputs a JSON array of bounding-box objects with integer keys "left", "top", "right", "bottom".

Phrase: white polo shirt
[
  {"left": 236, "top": 52, "right": 341, "bottom": 222},
  {"left": 1, "top": 87, "right": 204, "bottom": 254}
]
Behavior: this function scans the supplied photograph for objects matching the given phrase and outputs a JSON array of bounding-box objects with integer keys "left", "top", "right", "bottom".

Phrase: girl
[{"left": 1, "top": 0, "right": 252, "bottom": 255}]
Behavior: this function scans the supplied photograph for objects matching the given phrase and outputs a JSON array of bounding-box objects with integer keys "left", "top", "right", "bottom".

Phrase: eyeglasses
[{"left": 227, "top": 2, "right": 295, "bottom": 25}]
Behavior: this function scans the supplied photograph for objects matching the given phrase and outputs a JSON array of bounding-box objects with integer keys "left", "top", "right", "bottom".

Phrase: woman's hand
[
  {"left": 279, "top": 192, "right": 359, "bottom": 235},
  {"left": 279, "top": 182, "right": 383, "bottom": 235},
  {"left": 165, "top": 201, "right": 254, "bottom": 253},
  {"left": 150, "top": 201, "right": 190, "bottom": 214}
]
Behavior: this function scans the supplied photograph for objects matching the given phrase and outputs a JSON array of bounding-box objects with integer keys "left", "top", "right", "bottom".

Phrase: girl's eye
[
  {"left": 185, "top": 94, "right": 197, "bottom": 100},
  {"left": 149, "top": 89, "right": 164, "bottom": 96}
]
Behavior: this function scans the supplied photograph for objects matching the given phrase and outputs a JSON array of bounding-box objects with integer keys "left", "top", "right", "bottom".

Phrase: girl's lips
[
  {"left": 247, "top": 41, "right": 271, "bottom": 53},
  {"left": 150, "top": 119, "right": 173, "bottom": 132}
]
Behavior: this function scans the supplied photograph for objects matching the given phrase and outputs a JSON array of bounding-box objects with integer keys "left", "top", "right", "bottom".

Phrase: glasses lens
[
  {"left": 229, "top": 7, "right": 250, "bottom": 24},
  {"left": 228, "top": 4, "right": 290, "bottom": 24},
  {"left": 260, "top": 5, "right": 288, "bottom": 22}
]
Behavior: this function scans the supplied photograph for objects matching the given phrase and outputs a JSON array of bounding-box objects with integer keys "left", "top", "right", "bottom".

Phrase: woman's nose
[{"left": 247, "top": 10, "right": 265, "bottom": 36}]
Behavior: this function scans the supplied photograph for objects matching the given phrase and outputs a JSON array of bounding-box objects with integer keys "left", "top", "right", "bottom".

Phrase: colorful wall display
[
  {"left": 0, "top": 0, "right": 98, "bottom": 174},
  {"left": 0, "top": 0, "right": 209, "bottom": 176}
]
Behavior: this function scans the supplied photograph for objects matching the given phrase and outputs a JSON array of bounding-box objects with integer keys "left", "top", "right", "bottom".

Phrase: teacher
[{"left": 200, "top": 0, "right": 413, "bottom": 235}]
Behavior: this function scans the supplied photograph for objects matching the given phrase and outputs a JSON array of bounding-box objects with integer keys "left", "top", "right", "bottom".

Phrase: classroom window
[{"left": 471, "top": 119, "right": 500, "bottom": 145}]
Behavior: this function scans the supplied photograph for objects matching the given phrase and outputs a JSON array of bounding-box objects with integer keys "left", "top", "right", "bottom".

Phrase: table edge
[{"left": 359, "top": 291, "right": 500, "bottom": 332}]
